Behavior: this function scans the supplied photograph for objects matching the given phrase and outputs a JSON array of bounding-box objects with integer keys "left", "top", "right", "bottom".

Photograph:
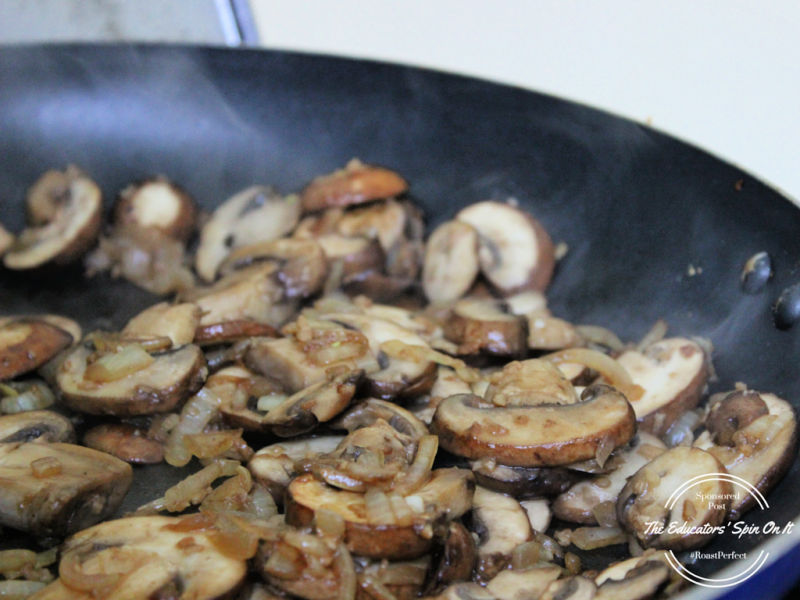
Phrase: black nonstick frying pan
[{"left": 1, "top": 44, "right": 799, "bottom": 599}]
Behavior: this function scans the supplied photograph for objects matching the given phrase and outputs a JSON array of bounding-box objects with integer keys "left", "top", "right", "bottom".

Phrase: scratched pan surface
[{"left": 1, "top": 44, "right": 799, "bottom": 598}]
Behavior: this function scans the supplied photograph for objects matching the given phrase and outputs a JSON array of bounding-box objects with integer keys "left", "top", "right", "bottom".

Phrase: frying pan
[{"left": 0, "top": 44, "right": 799, "bottom": 599}]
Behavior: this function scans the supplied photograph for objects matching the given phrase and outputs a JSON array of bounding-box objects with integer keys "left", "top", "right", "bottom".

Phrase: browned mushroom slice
[
  {"left": 182, "top": 262, "right": 297, "bottom": 327},
  {"left": 248, "top": 435, "right": 344, "bottom": 501},
  {"left": 424, "top": 521, "right": 477, "bottom": 594},
  {"left": 84, "top": 224, "right": 196, "bottom": 296},
  {"left": 121, "top": 301, "right": 201, "bottom": 347},
  {"left": 0, "top": 314, "right": 82, "bottom": 346},
  {"left": 595, "top": 561, "right": 670, "bottom": 600},
  {"left": 409, "top": 366, "right": 473, "bottom": 425},
  {"left": 335, "top": 398, "right": 430, "bottom": 440},
  {"left": 433, "top": 385, "right": 636, "bottom": 467},
  {"left": 316, "top": 234, "right": 386, "bottom": 278},
  {"left": 0, "top": 442, "right": 132, "bottom": 536},
  {"left": 301, "top": 159, "right": 409, "bottom": 213},
  {"left": 218, "top": 238, "right": 328, "bottom": 298},
  {"left": 195, "top": 185, "right": 301, "bottom": 282},
  {"left": 245, "top": 323, "right": 378, "bottom": 393},
  {"left": 443, "top": 298, "right": 528, "bottom": 357},
  {"left": 0, "top": 319, "right": 73, "bottom": 380},
  {"left": 360, "top": 557, "right": 430, "bottom": 600},
  {"left": 259, "top": 369, "right": 363, "bottom": 437},
  {"left": 616, "top": 337, "right": 708, "bottom": 436},
  {"left": 286, "top": 468, "right": 474, "bottom": 560},
  {"left": 455, "top": 201, "right": 555, "bottom": 294},
  {"left": 194, "top": 319, "right": 279, "bottom": 346},
  {"left": 32, "top": 515, "right": 247, "bottom": 599},
  {"left": 320, "top": 312, "right": 435, "bottom": 399},
  {"left": 594, "top": 550, "right": 670, "bottom": 585},
  {"left": 616, "top": 446, "right": 730, "bottom": 550},
  {"left": 56, "top": 344, "right": 206, "bottom": 416},
  {"left": 484, "top": 359, "right": 579, "bottom": 407},
  {"left": 502, "top": 291, "right": 583, "bottom": 351},
  {"left": 471, "top": 458, "right": 584, "bottom": 498},
  {"left": 485, "top": 566, "right": 563, "bottom": 600},
  {"left": 553, "top": 433, "right": 667, "bottom": 524},
  {"left": 705, "top": 389, "right": 769, "bottom": 446},
  {"left": 83, "top": 423, "right": 164, "bottom": 464},
  {"left": 311, "top": 420, "right": 419, "bottom": 492},
  {"left": 336, "top": 198, "right": 409, "bottom": 251},
  {"left": 0, "top": 410, "right": 75, "bottom": 443},
  {"left": 422, "top": 221, "right": 480, "bottom": 304},
  {"left": 113, "top": 177, "right": 197, "bottom": 241},
  {"left": 4, "top": 167, "right": 102, "bottom": 269},
  {"left": 471, "top": 486, "right": 533, "bottom": 580},
  {"left": 540, "top": 576, "right": 597, "bottom": 600},
  {"left": 696, "top": 391, "right": 797, "bottom": 521}
]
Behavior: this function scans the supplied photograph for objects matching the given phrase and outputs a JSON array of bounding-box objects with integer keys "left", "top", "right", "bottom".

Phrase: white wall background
[{"left": 252, "top": 0, "right": 800, "bottom": 202}]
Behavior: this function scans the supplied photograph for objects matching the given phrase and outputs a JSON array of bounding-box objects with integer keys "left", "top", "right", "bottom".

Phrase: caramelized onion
[
  {"left": 570, "top": 526, "right": 627, "bottom": 550},
  {"left": 334, "top": 544, "right": 357, "bottom": 600},
  {"left": 379, "top": 340, "right": 480, "bottom": 383},
  {"left": 165, "top": 388, "right": 222, "bottom": 467},
  {"left": 391, "top": 435, "right": 437, "bottom": 495},
  {"left": 84, "top": 344, "right": 155, "bottom": 383},
  {"left": 544, "top": 348, "right": 644, "bottom": 401}
]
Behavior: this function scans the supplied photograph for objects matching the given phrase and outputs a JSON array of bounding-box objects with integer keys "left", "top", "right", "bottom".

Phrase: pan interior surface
[{"left": 0, "top": 44, "right": 799, "bottom": 596}]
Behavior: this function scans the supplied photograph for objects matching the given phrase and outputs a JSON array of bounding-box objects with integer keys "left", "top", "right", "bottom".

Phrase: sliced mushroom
[
  {"left": 56, "top": 343, "right": 206, "bottom": 416},
  {"left": 182, "top": 262, "right": 297, "bottom": 327},
  {"left": 595, "top": 561, "right": 670, "bottom": 600},
  {"left": 319, "top": 312, "right": 435, "bottom": 399},
  {"left": 360, "top": 557, "right": 430, "bottom": 600},
  {"left": 83, "top": 423, "right": 164, "bottom": 464},
  {"left": 455, "top": 201, "right": 555, "bottom": 294},
  {"left": 540, "top": 576, "right": 597, "bottom": 600},
  {"left": 245, "top": 329, "right": 378, "bottom": 393},
  {"left": 0, "top": 442, "right": 132, "bottom": 536},
  {"left": 443, "top": 298, "right": 528, "bottom": 357},
  {"left": 423, "top": 583, "right": 495, "bottom": 600},
  {"left": 336, "top": 198, "right": 409, "bottom": 252},
  {"left": 616, "top": 337, "right": 708, "bottom": 436},
  {"left": 301, "top": 159, "right": 409, "bottom": 213},
  {"left": 0, "top": 410, "right": 75, "bottom": 443},
  {"left": 471, "top": 458, "right": 584, "bottom": 498},
  {"left": 520, "top": 499, "right": 552, "bottom": 533},
  {"left": 553, "top": 433, "right": 667, "bottom": 524},
  {"left": 422, "top": 220, "right": 480, "bottom": 304},
  {"left": 484, "top": 566, "right": 562, "bottom": 600},
  {"left": 121, "top": 301, "right": 201, "bottom": 347},
  {"left": 4, "top": 166, "right": 102, "bottom": 269},
  {"left": 258, "top": 369, "right": 363, "bottom": 437},
  {"left": 594, "top": 550, "right": 669, "bottom": 585},
  {"left": 502, "top": 292, "right": 583, "bottom": 352},
  {"left": 484, "top": 359, "right": 579, "bottom": 407},
  {"left": 193, "top": 319, "right": 279, "bottom": 346},
  {"left": 248, "top": 435, "right": 345, "bottom": 501},
  {"left": 1, "top": 316, "right": 80, "bottom": 351},
  {"left": 409, "top": 366, "right": 473, "bottom": 425},
  {"left": 33, "top": 515, "right": 247, "bottom": 599},
  {"left": 255, "top": 526, "right": 354, "bottom": 600},
  {"left": 470, "top": 486, "right": 533, "bottom": 580},
  {"left": 616, "top": 446, "right": 730, "bottom": 550},
  {"left": 335, "top": 398, "right": 430, "bottom": 440},
  {"left": 113, "top": 177, "right": 197, "bottom": 241},
  {"left": 202, "top": 365, "right": 283, "bottom": 432},
  {"left": 218, "top": 237, "right": 328, "bottom": 299},
  {"left": 286, "top": 468, "right": 475, "bottom": 560},
  {"left": 697, "top": 391, "right": 797, "bottom": 521},
  {"left": 424, "top": 521, "right": 477, "bottom": 595},
  {"left": 195, "top": 185, "right": 301, "bottom": 282},
  {"left": 706, "top": 389, "right": 769, "bottom": 446},
  {"left": 0, "top": 319, "right": 73, "bottom": 380},
  {"left": 311, "top": 419, "right": 418, "bottom": 492},
  {"left": 316, "top": 234, "right": 386, "bottom": 278},
  {"left": 84, "top": 224, "right": 196, "bottom": 295},
  {"left": 433, "top": 385, "right": 636, "bottom": 467}
]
